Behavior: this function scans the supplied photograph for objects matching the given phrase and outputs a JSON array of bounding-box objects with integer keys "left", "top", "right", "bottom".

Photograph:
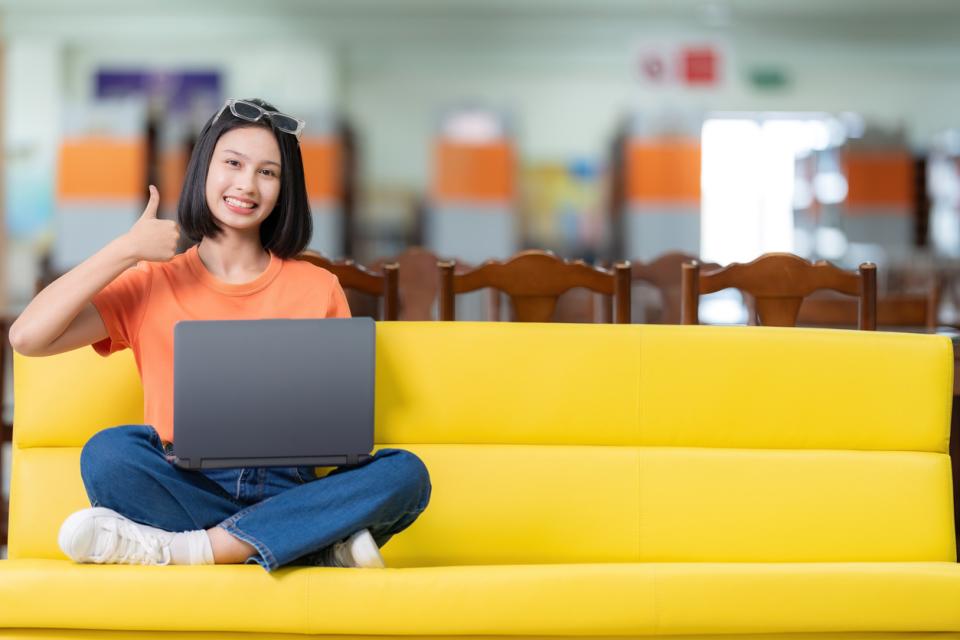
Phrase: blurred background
[
  {"left": 4, "top": 0, "right": 960, "bottom": 553},
  {"left": 0, "top": 0, "right": 960, "bottom": 306},
  {"left": 2, "top": 0, "right": 960, "bottom": 314}
]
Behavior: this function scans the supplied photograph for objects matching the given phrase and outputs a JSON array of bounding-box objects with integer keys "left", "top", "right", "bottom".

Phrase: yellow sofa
[{"left": 2, "top": 322, "right": 959, "bottom": 639}]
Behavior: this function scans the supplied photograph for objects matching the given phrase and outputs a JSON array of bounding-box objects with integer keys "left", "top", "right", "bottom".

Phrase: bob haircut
[{"left": 177, "top": 98, "right": 312, "bottom": 259}]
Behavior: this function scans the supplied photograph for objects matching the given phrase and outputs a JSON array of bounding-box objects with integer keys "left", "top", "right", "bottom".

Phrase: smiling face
[{"left": 204, "top": 126, "right": 282, "bottom": 236}]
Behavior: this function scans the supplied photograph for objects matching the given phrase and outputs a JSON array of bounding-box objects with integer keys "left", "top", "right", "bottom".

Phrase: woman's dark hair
[{"left": 177, "top": 98, "right": 311, "bottom": 259}]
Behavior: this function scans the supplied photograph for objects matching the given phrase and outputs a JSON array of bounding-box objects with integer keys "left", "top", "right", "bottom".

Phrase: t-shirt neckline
[{"left": 185, "top": 245, "right": 283, "bottom": 296}]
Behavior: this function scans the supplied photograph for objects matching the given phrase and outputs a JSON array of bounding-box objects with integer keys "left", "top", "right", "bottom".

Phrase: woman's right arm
[{"left": 9, "top": 186, "right": 179, "bottom": 357}]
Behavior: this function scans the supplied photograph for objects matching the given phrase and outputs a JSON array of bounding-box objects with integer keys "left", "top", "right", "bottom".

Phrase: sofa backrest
[{"left": 9, "top": 323, "right": 955, "bottom": 566}]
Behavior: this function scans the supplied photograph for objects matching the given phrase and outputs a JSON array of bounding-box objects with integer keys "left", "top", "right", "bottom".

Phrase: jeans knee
[
  {"left": 80, "top": 425, "right": 156, "bottom": 492},
  {"left": 378, "top": 449, "right": 431, "bottom": 512}
]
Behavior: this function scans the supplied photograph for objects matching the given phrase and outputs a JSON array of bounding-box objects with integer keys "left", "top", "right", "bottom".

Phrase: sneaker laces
[
  {"left": 332, "top": 540, "right": 354, "bottom": 567},
  {"left": 311, "top": 540, "right": 353, "bottom": 567},
  {"left": 92, "top": 516, "right": 173, "bottom": 565}
]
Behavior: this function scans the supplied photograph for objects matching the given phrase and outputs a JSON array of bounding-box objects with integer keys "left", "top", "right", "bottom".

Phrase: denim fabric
[{"left": 79, "top": 425, "right": 432, "bottom": 571}]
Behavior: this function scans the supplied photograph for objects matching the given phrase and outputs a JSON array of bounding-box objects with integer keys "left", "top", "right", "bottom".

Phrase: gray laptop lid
[{"left": 172, "top": 318, "right": 375, "bottom": 470}]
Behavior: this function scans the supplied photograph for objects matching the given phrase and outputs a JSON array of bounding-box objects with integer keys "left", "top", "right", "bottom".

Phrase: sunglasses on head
[{"left": 212, "top": 99, "right": 306, "bottom": 140}]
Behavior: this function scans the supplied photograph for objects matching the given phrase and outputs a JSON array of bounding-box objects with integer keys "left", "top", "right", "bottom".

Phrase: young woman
[{"left": 9, "top": 98, "right": 431, "bottom": 571}]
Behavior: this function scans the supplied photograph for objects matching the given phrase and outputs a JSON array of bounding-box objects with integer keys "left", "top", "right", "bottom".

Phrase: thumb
[{"left": 141, "top": 185, "right": 160, "bottom": 219}]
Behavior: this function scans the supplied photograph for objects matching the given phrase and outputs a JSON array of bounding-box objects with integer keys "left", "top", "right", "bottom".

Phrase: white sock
[{"left": 169, "top": 530, "right": 214, "bottom": 565}]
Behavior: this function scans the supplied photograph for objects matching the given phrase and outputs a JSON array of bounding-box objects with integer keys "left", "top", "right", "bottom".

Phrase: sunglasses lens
[
  {"left": 218, "top": 100, "right": 304, "bottom": 140},
  {"left": 270, "top": 115, "right": 300, "bottom": 134},
  {"left": 231, "top": 101, "right": 263, "bottom": 121}
]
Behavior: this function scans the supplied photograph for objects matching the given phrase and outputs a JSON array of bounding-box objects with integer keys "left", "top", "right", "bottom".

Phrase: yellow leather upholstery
[
  {"left": 3, "top": 323, "right": 957, "bottom": 637},
  {"left": 13, "top": 444, "right": 954, "bottom": 565},
  {"left": 374, "top": 322, "right": 643, "bottom": 445},
  {"left": 15, "top": 323, "right": 953, "bottom": 452},
  {"left": 3, "top": 634, "right": 960, "bottom": 640},
  {"left": 637, "top": 325, "right": 953, "bottom": 451},
  {"left": 13, "top": 347, "right": 142, "bottom": 449},
  {"left": 1, "top": 561, "right": 960, "bottom": 634},
  {"left": 3, "top": 635, "right": 960, "bottom": 640}
]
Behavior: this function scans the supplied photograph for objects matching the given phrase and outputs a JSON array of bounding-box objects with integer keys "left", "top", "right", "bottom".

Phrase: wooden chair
[
  {"left": 438, "top": 250, "right": 632, "bottom": 323},
  {"left": 550, "top": 288, "right": 610, "bottom": 324},
  {"left": 680, "top": 252, "right": 877, "bottom": 330},
  {"left": 296, "top": 252, "right": 400, "bottom": 321},
  {"left": 796, "top": 288, "right": 938, "bottom": 330},
  {"left": 630, "top": 252, "right": 720, "bottom": 324},
  {"left": 369, "top": 247, "right": 477, "bottom": 321}
]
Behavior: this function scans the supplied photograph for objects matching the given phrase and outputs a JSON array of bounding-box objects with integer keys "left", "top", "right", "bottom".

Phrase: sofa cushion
[
  {"left": 375, "top": 322, "right": 644, "bottom": 445},
  {"left": 1, "top": 561, "right": 959, "bottom": 635},
  {"left": 11, "top": 444, "right": 955, "bottom": 564},
  {"left": 378, "top": 323, "right": 952, "bottom": 451},
  {"left": 0, "top": 560, "right": 309, "bottom": 634},
  {"left": 18, "top": 324, "right": 951, "bottom": 453},
  {"left": 13, "top": 347, "right": 143, "bottom": 449},
  {"left": 637, "top": 325, "right": 953, "bottom": 452}
]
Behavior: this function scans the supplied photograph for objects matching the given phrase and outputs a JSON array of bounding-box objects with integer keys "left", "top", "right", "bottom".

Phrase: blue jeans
[{"left": 79, "top": 425, "right": 431, "bottom": 571}]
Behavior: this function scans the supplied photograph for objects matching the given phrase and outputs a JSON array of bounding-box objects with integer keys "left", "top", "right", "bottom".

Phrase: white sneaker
[
  {"left": 58, "top": 507, "right": 175, "bottom": 566},
  {"left": 319, "top": 529, "right": 385, "bottom": 568}
]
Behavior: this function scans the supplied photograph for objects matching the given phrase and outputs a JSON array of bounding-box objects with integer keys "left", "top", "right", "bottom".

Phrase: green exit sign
[{"left": 749, "top": 67, "right": 790, "bottom": 90}]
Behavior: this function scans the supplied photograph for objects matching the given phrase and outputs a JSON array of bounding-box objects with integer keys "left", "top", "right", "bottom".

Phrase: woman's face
[{"left": 205, "top": 126, "right": 282, "bottom": 236}]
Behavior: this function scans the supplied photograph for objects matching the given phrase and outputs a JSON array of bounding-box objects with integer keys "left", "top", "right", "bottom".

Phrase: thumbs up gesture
[{"left": 123, "top": 185, "right": 180, "bottom": 262}]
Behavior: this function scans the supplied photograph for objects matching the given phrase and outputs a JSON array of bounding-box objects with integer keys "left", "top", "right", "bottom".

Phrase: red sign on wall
[
  {"left": 635, "top": 42, "right": 723, "bottom": 89},
  {"left": 681, "top": 46, "right": 719, "bottom": 86}
]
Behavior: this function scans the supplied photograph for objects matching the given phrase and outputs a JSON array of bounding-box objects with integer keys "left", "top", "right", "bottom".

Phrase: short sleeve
[
  {"left": 90, "top": 261, "right": 153, "bottom": 356},
  {"left": 327, "top": 277, "right": 352, "bottom": 319}
]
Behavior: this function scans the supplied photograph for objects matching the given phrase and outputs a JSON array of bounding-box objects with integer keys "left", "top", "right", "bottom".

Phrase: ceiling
[{"left": 2, "top": 0, "right": 959, "bottom": 44}]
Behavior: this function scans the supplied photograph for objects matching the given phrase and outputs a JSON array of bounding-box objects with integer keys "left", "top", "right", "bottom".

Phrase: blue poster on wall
[{"left": 95, "top": 70, "right": 222, "bottom": 113}]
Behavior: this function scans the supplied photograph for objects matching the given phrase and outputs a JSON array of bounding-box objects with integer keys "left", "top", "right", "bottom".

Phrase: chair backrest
[
  {"left": 296, "top": 252, "right": 399, "bottom": 321},
  {"left": 369, "top": 247, "right": 477, "bottom": 320},
  {"left": 631, "top": 252, "right": 720, "bottom": 324},
  {"left": 797, "top": 288, "right": 939, "bottom": 330},
  {"left": 680, "top": 253, "right": 877, "bottom": 330},
  {"left": 550, "top": 288, "right": 611, "bottom": 323},
  {"left": 370, "top": 247, "right": 441, "bottom": 320},
  {"left": 438, "top": 250, "right": 631, "bottom": 323}
]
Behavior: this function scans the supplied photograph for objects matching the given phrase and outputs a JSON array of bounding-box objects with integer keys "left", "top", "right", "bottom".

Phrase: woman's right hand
[
  {"left": 9, "top": 186, "right": 172, "bottom": 356},
  {"left": 123, "top": 185, "right": 180, "bottom": 262}
]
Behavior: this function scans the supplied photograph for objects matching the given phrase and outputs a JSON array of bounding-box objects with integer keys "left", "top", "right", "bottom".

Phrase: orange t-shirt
[{"left": 91, "top": 245, "right": 351, "bottom": 443}]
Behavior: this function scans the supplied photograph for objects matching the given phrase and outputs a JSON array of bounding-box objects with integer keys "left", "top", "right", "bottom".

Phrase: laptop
[{"left": 171, "top": 317, "right": 375, "bottom": 470}]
